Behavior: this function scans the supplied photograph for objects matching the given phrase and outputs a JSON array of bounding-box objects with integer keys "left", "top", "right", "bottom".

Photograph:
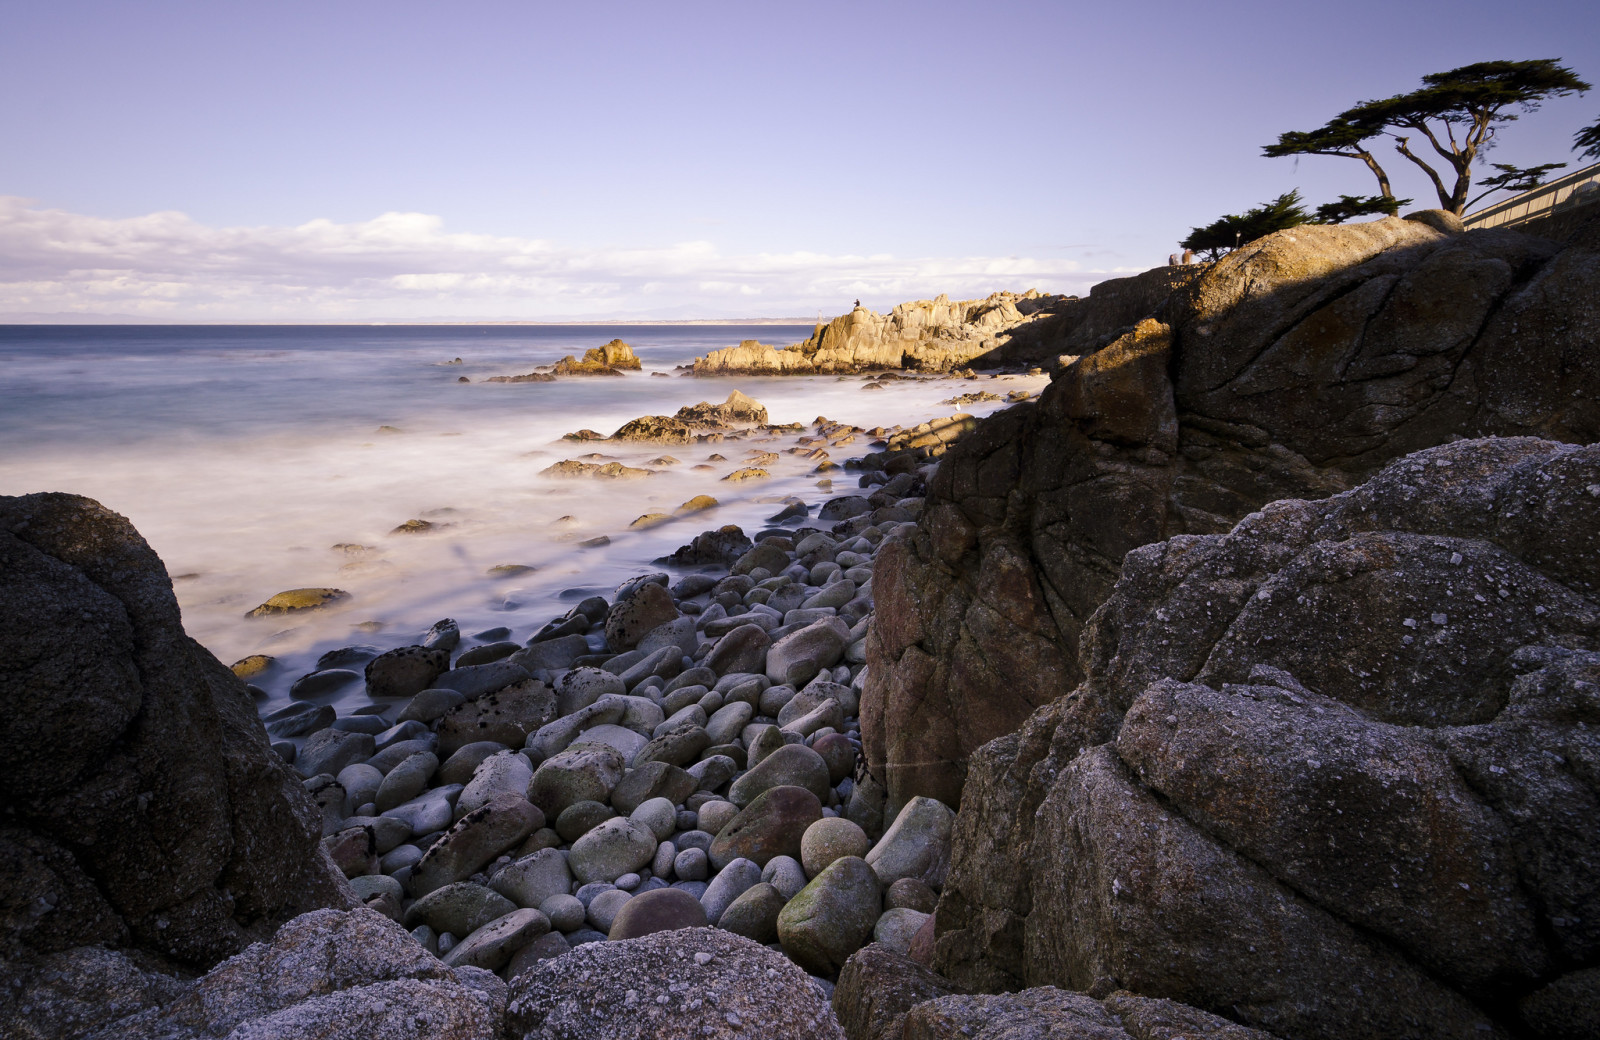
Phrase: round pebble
[
  {"left": 540, "top": 893, "right": 586, "bottom": 932},
  {"left": 614, "top": 872, "right": 641, "bottom": 892},
  {"left": 674, "top": 846, "right": 709, "bottom": 881}
]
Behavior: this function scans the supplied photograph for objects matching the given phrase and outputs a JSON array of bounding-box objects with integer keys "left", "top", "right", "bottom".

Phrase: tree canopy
[
  {"left": 1577, "top": 115, "right": 1600, "bottom": 160},
  {"left": 1312, "top": 194, "right": 1409, "bottom": 224},
  {"left": 1265, "top": 59, "right": 1591, "bottom": 215},
  {"left": 1181, "top": 191, "right": 1310, "bottom": 260}
]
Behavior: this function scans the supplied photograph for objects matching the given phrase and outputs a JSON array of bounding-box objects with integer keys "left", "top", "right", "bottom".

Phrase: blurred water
[{"left": 0, "top": 324, "right": 1044, "bottom": 712}]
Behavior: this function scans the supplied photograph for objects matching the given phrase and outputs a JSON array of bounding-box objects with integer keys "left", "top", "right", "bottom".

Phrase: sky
[{"left": 1, "top": 0, "right": 1596, "bottom": 321}]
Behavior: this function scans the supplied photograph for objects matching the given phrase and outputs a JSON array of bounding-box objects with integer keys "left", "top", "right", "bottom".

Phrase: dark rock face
[
  {"left": 932, "top": 439, "right": 1600, "bottom": 1040},
  {"left": 0, "top": 494, "right": 350, "bottom": 972},
  {"left": 865, "top": 217, "right": 1600, "bottom": 812}
]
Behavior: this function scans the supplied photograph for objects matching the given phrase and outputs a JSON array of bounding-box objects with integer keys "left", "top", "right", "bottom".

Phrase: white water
[{"left": 0, "top": 324, "right": 1044, "bottom": 712}]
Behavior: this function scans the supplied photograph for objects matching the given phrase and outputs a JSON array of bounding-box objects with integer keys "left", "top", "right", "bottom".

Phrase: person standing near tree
[
  {"left": 1169, "top": 252, "right": 1179, "bottom": 266},
  {"left": 1181, "top": 248, "right": 1195, "bottom": 265}
]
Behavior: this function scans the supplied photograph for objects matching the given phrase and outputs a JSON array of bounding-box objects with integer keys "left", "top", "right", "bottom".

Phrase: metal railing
[{"left": 1463, "top": 160, "right": 1600, "bottom": 229}]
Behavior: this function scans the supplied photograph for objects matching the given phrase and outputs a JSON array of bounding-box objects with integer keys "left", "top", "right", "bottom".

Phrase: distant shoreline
[{"left": 0, "top": 317, "right": 821, "bottom": 327}]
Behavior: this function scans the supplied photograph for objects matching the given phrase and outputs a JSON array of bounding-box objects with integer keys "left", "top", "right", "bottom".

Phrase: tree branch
[{"left": 1393, "top": 135, "right": 1454, "bottom": 210}]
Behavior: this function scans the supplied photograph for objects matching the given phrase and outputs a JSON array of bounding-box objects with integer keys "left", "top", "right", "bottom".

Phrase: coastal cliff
[{"left": 863, "top": 212, "right": 1600, "bottom": 813}]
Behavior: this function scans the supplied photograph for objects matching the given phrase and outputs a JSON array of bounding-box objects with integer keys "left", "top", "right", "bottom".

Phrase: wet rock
[
  {"left": 245, "top": 587, "right": 349, "bottom": 617},
  {"left": 528, "top": 742, "right": 627, "bottom": 817},
  {"left": 866, "top": 796, "right": 955, "bottom": 889},
  {"left": 729, "top": 742, "right": 831, "bottom": 806},
  {"left": 364, "top": 645, "right": 451, "bottom": 699},
  {"left": 435, "top": 678, "right": 555, "bottom": 757}
]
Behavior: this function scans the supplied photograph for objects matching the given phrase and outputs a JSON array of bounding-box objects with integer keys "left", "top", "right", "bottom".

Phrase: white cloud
[{"left": 0, "top": 197, "right": 1132, "bottom": 320}]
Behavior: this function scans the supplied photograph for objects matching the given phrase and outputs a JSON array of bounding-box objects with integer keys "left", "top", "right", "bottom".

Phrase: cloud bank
[{"left": 0, "top": 197, "right": 1128, "bottom": 321}]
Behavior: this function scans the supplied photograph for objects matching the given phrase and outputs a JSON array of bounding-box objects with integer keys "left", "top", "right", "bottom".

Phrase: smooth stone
[
  {"left": 704, "top": 700, "right": 754, "bottom": 746},
  {"left": 700, "top": 856, "right": 762, "bottom": 925},
  {"left": 800, "top": 817, "right": 870, "bottom": 878},
  {"left": 761, "top": 855, "right": 808, "bottom": 901},
  {"left": 764, "top": 616, "right": 851, "bottom": 687},
  {"left": 397, "top": 687, "right": 466, "bottom": 725},
  {"left": 716, "top": 881, "right": 785, "bottom": 945},
  {"left": 442, "top": 907, "right": 551, "bottom": 970},
  {"left": 339, "top": 815, "right": 412, "bottom": 855},
  {"left": 606, "top": 886, "right": 708, "bottom": 940},
  {"left": 651, "top": 840, "right": 677, "bottom": 879},
  {"left": 337, "top": 763, "right": 384, "bottom": 811},
  {"left": 439, "top": 742, "right": 513, "bottom": 787},
  {"left": 812, "top": 732, "right": 858, "bottom": 785},
  {"left": 587, "top": 888, "right": 633, "bottom": 933},
  {"left": 630, "top": 797, "right": 678, "bottom": 842},
  {"left": 435, "top": 677, "right": 556, "bottom": 758},
  {"left": 631, "top": 722, "right": 711, "bottom": 768},
  {"left": 874, "top": 907, "right": 930, "bottom": 954},
  {"left": 380, "top": 785, "right": 459, "bottom": 838},
  {"left": 266, "top": 703, "right": 335, "bottom": 738},
  {"left": 728, "top": 743, "right": 831, "bottom": 807},
  {"left": 694, "top": 799, "right": 738, "bottom": 835},
  {"left": 404, "top": 881, "right": 518, "bottom": 936},
  {"left": 528, "top": 742, "right": 627, "bottom": 817},
  {"left": 331, "top": 714, "right": 390, "bottom": 735},
  {"left": 702, "top": 623, "right": 771, "bottom": 676},
  {"left": 708, "top": 785, "right": 822, "bottom": 870},
  {"left": 506, "top": 930, "right": 571, "bottom": 975},
  {"left": 776, "top": 855, "right": 882, "bottom": 977},
  {"left": 885, "top": 877, "right": 939, "bottom": 913},
  {"left": 572, "top": 722, "right": 648, "bottom": 761},
  {"left": 555, "top": 800, "right": 617, "bottom": 842},
  {"left": 778, "top": 697, "right": 845, "bottom": 739},
  {"left": 568, "top": 816, "right": 658, "bottom": 885},
  {"left": 620, "top": 645, "right": 683, "bottom": 691},
  {"left": 374, "top": 751, "right": 439, "bottom": 812},
  {"left": 865, "top": 795, "right": 956, "bottom": 889},
  {"left": 410, "top": 792, "right": 544, "bottom": 896},
  {"left": 458, "top": 749, "right": 536, "bottom": 816},
  {"left": 745, "top": 725, "right": 786, "bottom": 769},
  {"left": 380, "top": 843, "right": 424, "bottom": 874},
  {"left": 372, "top": 720, "right": 431, "bottom": 753},
  {"left": 431, "top": 660, "right": 532, "bottom": 700},
  {"left": 574, "top": 882, "right": 615, "bottom": 907},
  {"left": 758, "top": 684, "right": 797, "bottom": 717},
  {"left": 674, "top": 829, "right": 713, "bottom": 853},
  {"left": 555, "top": 667, "right": 626, "bottom": 717},
  {"left": 297, "top": 728, "right": 376, "bottom": 779},
  {"left": 654, "top": 703, "right": 707, "bottom": 738},
  {"left": 457, "top": 640, "right": 521, "bottom": 668},
  {"left": 673, "top": 846, "right": 709, "bottom": 882},
  {"left": 291, "top": 668, "right": 363, "bottom": 699},
  {"left": 685, "top": 754, "right": 738, "bottom": 794},
  {"left": 608, "top": 761, "right": 697, "bottom": 816},
  {"left": 540, "top": 893, "right": 586, "bottom": 932},
  {"left": 565, "top": 927, "right": 608, "bottom": 946},
  {"left": 491, "top": 847, "right": 573, "bottom": 909},
  {"left": 367, "top": 736, "right": 439, "bottom": 774}
]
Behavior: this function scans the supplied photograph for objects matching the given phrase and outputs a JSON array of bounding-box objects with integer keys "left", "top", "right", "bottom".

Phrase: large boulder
[
  {"left": 865, "top": 217, "right": 1600, "bottom": 812},
  {"left": 0, "top": 493, "right": 350, "bottom": 979},
  {"left": 15, "top": 908, "right": 502, "bottom": 1040},
  {"left": 934, "top": 439, "right": 1600, "bottom": 1040},
  {"left": 506, "top": 926, "right": 845, "bottom": 1038}
]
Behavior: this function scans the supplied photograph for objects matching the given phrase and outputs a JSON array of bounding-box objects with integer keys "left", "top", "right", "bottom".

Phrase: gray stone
[
  {"left": 700, "top": 856, "right": 762, "bottom": 925},
  {"left": 374, "top": 751, "right": 438, "bottom": 812},
  {"left": 380, "top": 785, "right": 458, "bottom": 838},
  {"left": 802, "top": 817, "right": 871, "bottom": 879},
  {"left": 629, "top": 796, "right": 678, "bottom": 841},
  {"left": 717, "top": 881, "right": 786, "bottom": 945},
  {"left": 457, "top": 748, "right": 535, "bottom": 816},
  {"left": 491, "top": 847, "right": 573, "bottom": 910},
  {"left": 568, "top": 817, "right": 658, "bottom": 885},
  {"left": 410, "top": 792, "right": 544, "bottom": 896},
  {"left": 762, "top": 855, "right": 808, "bottom": 901},
  {"left": 865, "top": 795, "right": 955, "bottom": 889},
  {"left": 296, "top": 729, "right": 376, "bottom": 779},
  {"left": 430, "top": 659, "right": 531, "bottom": 700},
  {"left": 703, "top": 623, "right": 772, "bottom": 675},
  {"left": 778, "top": 855, "right": 882, "bottom": 977},
  {"left": 529, "top": 742, "right": 627, "bottom": 817},
  {"left": 396, "top": 687, "right": 465, "bottom": 725},
  {"left": 607, "top": 886, "right": 707, "bottom": 940},
  {"left": 729, "top": 742, "right": 831, "bottom": 806},
  {"left": 766, "top": 616, "right": 852, "bottom": 687},
  {"left": 364, "top": 645, "right": 451, "bottom": 700},
  {"left": 403, "top": 881, "right": 518, "bottom": 937},
  {"left": 442, "top": 907, "right": 550, "bottom": 971},
  {"left": 556, "top": 667, "right": 625, "bottom": 716},
  {"left": 586, "top": 888, "right": 632, "bottom": 933},
  {"left": 608, "top": 760, "right": 697, "bottom": 815},
  {"left": 540, "top": 893, "right": 586, "bottom": 932}
]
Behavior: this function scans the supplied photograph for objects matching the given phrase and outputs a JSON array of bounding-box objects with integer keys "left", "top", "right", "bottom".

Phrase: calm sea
[{"left": 0, "top": 324, "right": 1040, "bottom": 712}]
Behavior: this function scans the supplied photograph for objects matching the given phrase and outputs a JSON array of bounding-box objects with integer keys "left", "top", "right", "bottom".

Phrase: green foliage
[
  {"left": 1268, "top": 59, "right": 1591, "bottom": 214},
  {"left": 1465, "top": 162, "right": 1567, "bottom": 209},
  {"left": 1310, "top": 194, "right": 1410, "bottom": 224},
  {"left": 1577, "top": 116, "right": 1600, "bottom": 160},
  {"left": 1182, "top": 191, "right": 1311, "bottom": 260}
]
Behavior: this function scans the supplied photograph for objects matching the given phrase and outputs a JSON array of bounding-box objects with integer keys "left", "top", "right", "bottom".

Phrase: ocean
[{"left": 0, "top": 324, "right": 1043, "bottom": 714}]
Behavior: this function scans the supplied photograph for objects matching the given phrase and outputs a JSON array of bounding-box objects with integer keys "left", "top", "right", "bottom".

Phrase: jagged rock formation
[
  {"left": 609, "top": 390, "right": 772, "bottom": 444},
  {"left": 692, "top": 291, "right": 1074, "bottom": 375},
  {"left": 864, "top": 213, "right": 1600, "bottom": 811},
  {"left": 931, "top": 437, "right": 1600, "bottom": 1040},
  {"left": 0, "top": 494, "right": 351, "bottom": 977},
  {"left": 552, "top": 339, "right": 642, "bottom": 375}
]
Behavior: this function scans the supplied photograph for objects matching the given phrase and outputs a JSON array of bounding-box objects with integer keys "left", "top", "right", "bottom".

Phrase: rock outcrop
[
  {"left": 0, "top": 494, "right": 350, "bottom": 972},
  {"left": 932, "top": 437, "right": 1600, "bottom": 1040},
  {"left": 692, "top": 291, "right": 1074, "bottom": 375},
  {"left": 610, "top": 391, "right": 772, "bottom": 444},
  {"left": 552, "top": 339, "right": 642, "bottom": 376},
  {"left": 865, "top": 214, "right": 1600, "bottom": 811}
]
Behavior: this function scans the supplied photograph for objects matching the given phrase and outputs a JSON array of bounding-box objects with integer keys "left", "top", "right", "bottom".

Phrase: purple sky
[{"left": 2, "top": 0, "right": 1596, "bottom": 320}]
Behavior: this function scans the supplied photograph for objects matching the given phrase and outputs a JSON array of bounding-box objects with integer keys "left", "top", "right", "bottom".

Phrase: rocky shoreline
[{"left": 5, "top": 209, "right": 1599, "bottom": 1040}]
